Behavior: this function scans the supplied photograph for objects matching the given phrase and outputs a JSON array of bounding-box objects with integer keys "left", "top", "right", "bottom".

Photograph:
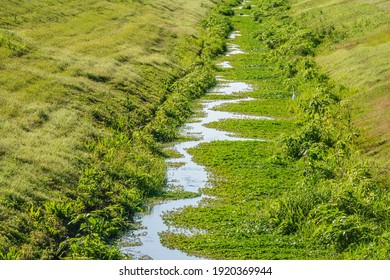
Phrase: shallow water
[
  {"left": 210, "top": 81, "right": 252, "bottom": 95},
  {"left": 217, "top": 61, "right": 233, "bottom": 68},
  {"left": 120, "top": 196, "right": 204, "bottom": 260},
  {"left": 119, "top": 30, "right": 266, "bottom": 260},
  {"left": 228, "top": 31, "right": 241, "bottom": 39},
  {"left": 226, "top": 43, "right": 245, "bottom": 56}
]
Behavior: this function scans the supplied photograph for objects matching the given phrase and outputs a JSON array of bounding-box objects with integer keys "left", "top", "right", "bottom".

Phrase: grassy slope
[
  {"left": 0, "top": 0, "right": 209, "bottom": 199},
  {"left": 291, "top": 0, "right": 390, "bottom": 172},
  {"left": 0, "top": 0, "right": 228, "bottom": 259}
]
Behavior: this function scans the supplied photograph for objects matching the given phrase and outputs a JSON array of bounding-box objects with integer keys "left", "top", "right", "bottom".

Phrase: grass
[
  {"left": 214, "top": 98, "right": 295, "bottom": 118},
  {"left": 205, "top": 119, "right": 298, "bottom": 139},
  {"left": 0, "top": 0, "right": 197, "bottom": 199},
  {"left": 162, "top": 141, "right": 332, "bottom": 259}
]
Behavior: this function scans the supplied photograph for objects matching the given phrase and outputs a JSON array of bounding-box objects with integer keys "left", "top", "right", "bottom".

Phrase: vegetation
[
  {"left": 161, "top": 0, "right": 390, "bottom": 259},
  {"left": 0, "top": 0, "right": 241, "bottom": 259},
  {"left": 1, "top": 0, "right": 388, "bottom": 260}
]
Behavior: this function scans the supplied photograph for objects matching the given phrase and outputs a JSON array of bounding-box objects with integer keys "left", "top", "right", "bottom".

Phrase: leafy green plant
[{"left": 0, "top": 247, "right": 22, "bottom": 260}]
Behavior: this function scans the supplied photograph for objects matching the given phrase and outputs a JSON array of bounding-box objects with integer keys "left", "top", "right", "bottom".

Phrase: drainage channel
[{"left": 119, "top": 4, "right": 265, "bottom": 260}]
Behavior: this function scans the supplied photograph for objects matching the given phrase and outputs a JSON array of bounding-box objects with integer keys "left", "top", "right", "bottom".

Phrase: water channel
[{"left": 119, "top": 2, "right": 261, "bottom": 260}]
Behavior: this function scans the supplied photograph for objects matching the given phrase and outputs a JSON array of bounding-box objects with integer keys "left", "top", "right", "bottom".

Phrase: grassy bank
[
  {"left": 0, "top": 0, "right": 242, "bottom": 259},
  {"left": 291, "top": 0, "right": 390, "bottom": 176},
  {"left": 161, "top": 0, "right": 389, "bottom": 259}
]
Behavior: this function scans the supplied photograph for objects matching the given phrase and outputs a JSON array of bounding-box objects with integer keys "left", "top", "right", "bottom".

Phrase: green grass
[
  {"left": 0, "top": 0, "right": 203, "bottom": 200},
  {"left": 214, "top": 98, "right": 295, "bottom": 118},
  {"left": 162, "top": 141, "right": 333, "bottom": 259},
  {"left": 205, "top": 119, "right": 298, "bottom": 139}
]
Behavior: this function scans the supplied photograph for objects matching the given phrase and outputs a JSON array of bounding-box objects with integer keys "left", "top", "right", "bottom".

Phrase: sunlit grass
[
  {"left": 205, "top": 119, "right": 298, "bottom": 139},
  {"left": 292, "top": 0, "right": 390, "bottom": 169},
  {"left": 0, "top": 0, "right": 213, "bottom": 196}
]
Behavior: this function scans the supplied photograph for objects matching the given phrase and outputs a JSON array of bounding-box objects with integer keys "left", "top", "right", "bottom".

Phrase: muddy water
[{"left": 120, "top": 9, "right": 262, "bottom": 260}]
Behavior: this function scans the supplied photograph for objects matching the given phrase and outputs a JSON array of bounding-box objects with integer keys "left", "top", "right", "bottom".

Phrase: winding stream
[{"left": 119, "top": 3, "right": 261, "bottom": 260}]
